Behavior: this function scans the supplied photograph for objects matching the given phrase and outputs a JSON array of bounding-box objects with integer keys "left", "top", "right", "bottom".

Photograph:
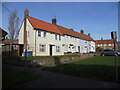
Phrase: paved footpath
[{"left": 3, "top": 64, "right": 120, "bottom": 88}]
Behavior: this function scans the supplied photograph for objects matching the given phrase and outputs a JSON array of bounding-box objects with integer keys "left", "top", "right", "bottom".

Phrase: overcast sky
[{"left": 1, "top": 2, "right": 118, "bottom": 40}]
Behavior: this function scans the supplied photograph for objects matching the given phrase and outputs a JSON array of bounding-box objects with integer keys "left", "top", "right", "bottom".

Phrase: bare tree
[{"left": 8, "top": 9, "right": 19, "bottom": 43}]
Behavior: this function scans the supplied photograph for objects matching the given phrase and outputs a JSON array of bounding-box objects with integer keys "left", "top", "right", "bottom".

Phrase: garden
[{"left": 42, "top": 56, "right": 120, "bottom": 82}]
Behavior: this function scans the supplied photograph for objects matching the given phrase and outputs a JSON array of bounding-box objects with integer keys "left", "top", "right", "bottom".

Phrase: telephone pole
[{"left": 24, "top": 9, "right": 29, "bottom": 68}]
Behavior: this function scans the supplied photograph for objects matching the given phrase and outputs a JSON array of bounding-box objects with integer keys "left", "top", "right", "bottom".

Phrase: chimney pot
[
  {"left": 70, "top": 28, "right": 73, "bottom": 31},
  {"left": 88, "top": 33, "right": 90, "bottom": 36},
  {"left": 24, "top": 9, "right": 29, "bottom": 18},
  {"left": 80, "top": 30, "right": 84, "bottom": 34},
  {"left": 52, "top": 18, "right": 57, "bottom": 25}
]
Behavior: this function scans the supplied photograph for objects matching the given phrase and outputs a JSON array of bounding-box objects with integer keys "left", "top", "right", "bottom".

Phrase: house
[
  {"left": 0, "top": 28, "right": 8, "bottom": 41},
  {"left": 2, "top": 38, "right": 18, "bottom": 44},
  {"left": 0, "top": 28, "right": 8, "bottom": 54},
  {"left": 0, "top": 29, "right": 22, "bottom": 56},
  {"left": 19, "top": 13, "right": 95, "bottom": 56},
  {"left": 95, "top": 38, "right": 118, "bottom": 51},
  {"left": 2, "top": 39, "right": 23, "bottom": 56}
]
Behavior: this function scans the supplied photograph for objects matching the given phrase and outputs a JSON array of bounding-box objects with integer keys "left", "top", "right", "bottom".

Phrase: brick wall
[{"left": 3, "top": 54, "right": 95, "bottom": 67}]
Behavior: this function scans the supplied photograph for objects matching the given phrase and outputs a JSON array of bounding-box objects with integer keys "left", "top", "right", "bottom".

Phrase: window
[
  {"left": 43, "top": 31, "right": 46, "bottom": 37},
  {"left": 109, "top": 44, "right": 111, "bottom": 46},
  {"left": 38, "top": 30, "right": 41, "bottom": 37},
  {"left": 28, "top": 44, "right": 30, "bottom": 49},
  {"left": 92, "top": 46, "right": 94, "bottom": 50},
  {"left": 55, "top": 34, "right": 57, "bottom": 40},
  {"left": 56, "top": 46, "right": 60, "bottom": 52},
  {"left": 39, "top": 44, "right": 46, "bottom": 52},
  {"left": 13, "top": 45, "right": 18, "bottom": 50},
  {"left": 104, "top": 44, "right": 106, "bottom": 46},
  {"left": 85, "top": 46, "right": 87, "bottom": 48},
  {"left": 59, "top": 35, "right": 61, "bottom": 40}
]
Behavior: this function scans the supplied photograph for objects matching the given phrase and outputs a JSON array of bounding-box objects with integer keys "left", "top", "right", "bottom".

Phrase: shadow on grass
[
  {"left": 2, "top": 67, "right": 40, "bottom": 88},
  {"left": 42, "top": 64, "right": 120, "bottom": 82},
  {"left": 2, "top": 56, "right": 41, "bottom": 68}
]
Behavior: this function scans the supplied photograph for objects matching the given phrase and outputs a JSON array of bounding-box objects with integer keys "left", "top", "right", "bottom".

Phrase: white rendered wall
[{"left": 19, "top": 18, "right": 96, "bottom": 56}]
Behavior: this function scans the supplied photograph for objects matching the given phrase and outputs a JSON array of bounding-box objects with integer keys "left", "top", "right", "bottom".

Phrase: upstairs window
[
  {"left": 38, "top": 30, "right": 41, "bottom": 37},
  {"left": 109, "top": 44, "right": 112, "bottom": 46},
  {"left": 59, "top": 35, "right": 61, "bottom": 40},
  {"left": 104, "top": 44, "right": 107, "bottom": 46},
  {"left": 43, "top": 31, "right": 46, "bottom": 37},
  {"left": 55, "top": 34, "right": 57, "bottom": 40}
]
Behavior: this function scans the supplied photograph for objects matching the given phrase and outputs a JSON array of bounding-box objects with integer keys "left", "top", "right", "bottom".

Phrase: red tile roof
[
  {"left": 28, "top": 17, "right": 63, "bottom": 35},
  {"left": 56, "top": 25, "right": 94, "bottom": 41},
  {"left": 27, "top": 16, "right": 94, "bottom": 41},
  {"left": 95, "top": 39, "right": 114, "bottom": 44}
]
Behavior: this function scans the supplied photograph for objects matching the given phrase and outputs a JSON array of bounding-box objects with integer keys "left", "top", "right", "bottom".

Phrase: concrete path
[{"left": 3, "top": 64, "right": 120, "bottom": 88}]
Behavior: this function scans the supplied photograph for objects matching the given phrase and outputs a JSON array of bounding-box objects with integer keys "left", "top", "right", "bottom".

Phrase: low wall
[
  {"left": 3, "top": 54, "right": 95, "bottom": 67},
  {"left": 33, "top": 56, "right": 81, "bottom": 66}
]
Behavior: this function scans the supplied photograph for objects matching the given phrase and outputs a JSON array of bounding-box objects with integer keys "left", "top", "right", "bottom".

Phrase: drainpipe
[{"left": 35, "top": 30, "right": 36, "bottom": 56}]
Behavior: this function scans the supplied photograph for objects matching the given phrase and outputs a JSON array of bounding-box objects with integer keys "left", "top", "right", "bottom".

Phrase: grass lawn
[
  {"left": 3, "top": 67, "right": 40, "bottom": 88},
  {"left": 42, "top": 56, "right": 120, "bottom": 82},
  {"left": 20, "top": 55, "right": 80, "bottom": 60},
  {"left": 3, "top": 55, "right": 80, "bottom": 60}
]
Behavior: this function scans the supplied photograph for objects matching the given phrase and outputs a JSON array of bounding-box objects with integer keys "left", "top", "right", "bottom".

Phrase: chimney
[
  {"left": 70, "top": 28, "right": 74, "bottom": 31},
  {"left": 88, "top": 33, "right": 90, "bottom": 36},
  {"left": 52, "top": 18, "right": 57, "bottom": 25},
  {"left": 80, "top": 30, "right": 84, "bottom": 34},
  {"left": 101, "top": 38, "right": 103, "bottom": 40},
  {"left": 24, "top": 9, "right": 29, "bottom": 18}
]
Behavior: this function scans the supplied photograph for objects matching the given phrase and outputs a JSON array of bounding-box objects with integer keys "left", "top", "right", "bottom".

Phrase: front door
[{"left": 49, "top": 45, "right": 53, "bottom": 56}]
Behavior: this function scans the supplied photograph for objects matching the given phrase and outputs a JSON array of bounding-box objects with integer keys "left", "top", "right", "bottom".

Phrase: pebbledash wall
[{"left": 19, "top": 17, "right": 95, "bottom": 56}]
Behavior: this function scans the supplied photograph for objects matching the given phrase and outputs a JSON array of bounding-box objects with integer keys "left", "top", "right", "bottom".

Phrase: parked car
[
  {"left": 101, "top": 49, "right": 120, "bottom": 56},
  {"left": 116, "top": 50, "right": 120, "bottom": 55}
]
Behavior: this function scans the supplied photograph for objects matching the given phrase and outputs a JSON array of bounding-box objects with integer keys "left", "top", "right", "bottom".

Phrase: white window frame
[
  {"left": 59, "top": 35, "right": 61, "bottom": 40},
  {"left": 104, "top": 44, "right": 106, "bottom": 46},
  {"left": 55, "top": 34, "right": 57, "bottom": 40},
  {"left": 43, "top": 31, "right": 46, "bottom": 37},
  {"left": 56, "top": 46, "right": 60, "bottom": 52},
  {"left": 109, "top": 44, "right": 111, "bottom": 46},
  {"left": 39, "top": 44, "right": 46, "bottom": 52},
  {"left": 38, "top": 30, "right": 41, "bottom": 37}
]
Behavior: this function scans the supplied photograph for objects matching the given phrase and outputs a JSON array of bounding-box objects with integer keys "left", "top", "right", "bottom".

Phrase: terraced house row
[{"left": 19, "top": 11, "right": 95, "bottom": 56}]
